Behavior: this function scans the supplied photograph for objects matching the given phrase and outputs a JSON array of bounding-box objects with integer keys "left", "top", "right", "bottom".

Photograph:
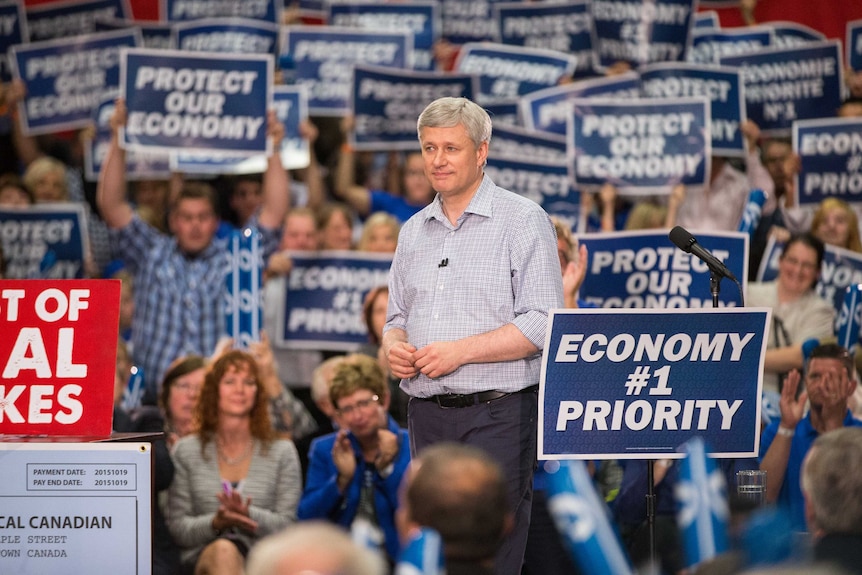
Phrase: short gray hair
[
  {"left": 246, "top": 521, "right": 387, "bottom": 575},
  {"left": 417, "top": 97, "right": 492, "bottom": 148},
  {"left": 802, "top": 426, "right": 862, "bottom": 535}
]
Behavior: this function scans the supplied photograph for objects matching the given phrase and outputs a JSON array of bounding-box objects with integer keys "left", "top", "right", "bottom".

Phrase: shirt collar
[{"left": 423, "top": 173, "right": 495, "bottom": 224}]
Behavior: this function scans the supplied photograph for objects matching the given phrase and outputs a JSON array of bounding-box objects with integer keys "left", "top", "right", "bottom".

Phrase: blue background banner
[
  {"left": 792, "top": 117, "right": 862, "bottom": 207},
  {"left": 11, "top": 29, "right": 140, "bottom": 135},
  {"left": 591, "top": 0, "right": 696, "bottom": 70},
  {"left": 539, "top": 308, "right": 768, "bottom": 458},
  {"left": 520, "top": 72, "right": 640, "bottom": 135},
  {"left": 329, "top": 1, "right": 438, "bottom": 71},
  {"left": 569, "top": 98, "right": 710, "bottom": 192},
  {"left": 281, "top": 26, "right": 411, "bottom": 116},
  {"left": 721, "top": 41, "right": 843, "bottom": 135},
  {"left": 162, "top": 0, "right": 281, "bottom": 23},
  {"left": 273, "top": 252, "right": 392, "bottom": 351},
  {"left": 121, "top": 48, "right": 272, "bottom": 155},
  {"left": 494, "top": 0, "right": 594, "bottom": 74},
  {"left": 351, "top": 65, "right": 474, "bottom": 150},
  {"left": 640, "top": 63, "right": 746, "bottom": 157},
  {"left": 24, "top": 0, "right": 129, "bottom": 42},
  {"left": 578, "top": 231, "right": 747, "bottom": 309}
]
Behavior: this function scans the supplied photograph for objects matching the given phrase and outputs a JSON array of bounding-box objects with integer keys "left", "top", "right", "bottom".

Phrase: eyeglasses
[
  {"left": 174, "top": 382, "right": 202, "bottom": 394},
  {"left": 336, "top": 395, "right": 379, "bottom": 416},
  {"left": 781, "top": 255, "right": 818, "bottom": 272}
]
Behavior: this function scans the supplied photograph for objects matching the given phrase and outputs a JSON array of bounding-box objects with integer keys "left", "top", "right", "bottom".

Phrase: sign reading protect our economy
[
  {"left": 120, "top": 48, "right": 273, "bottom": 155},
  {"left": 0, "top": 204, "right": 89, "bottom": 279},
  {"left": 162, "top": 0, "right": 281, "bottom": 23},
  {"left": 539, "top": 308, "right": 769, "bottom": 459},
  {"left": 23, "top": 0, "right": 130, "bottom": 41},
  {"left": 0, "top": 443, "right": 152, "bottom": 574},
  {"left": 0, "top": 280, "right": 120, "bottom": 436}
]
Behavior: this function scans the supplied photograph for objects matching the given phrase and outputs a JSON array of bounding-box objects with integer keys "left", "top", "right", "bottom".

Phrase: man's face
[
  {"left": 419, "top": 124, "right": 487, "bottom": 199},
  {"left": 170, "top": 198, "right": 218, "bottom": 256},
  {"left": 762, "top": 141, "right": 791, "bottom": 190},
  {"left": 280, "top": 213, "right": 318, "bottom": 251},
  {"left": 229, "top": 180, "right": 262, "bottom": 225},
  {"left": 805, "top": 357, "right": 853, "bottom": 409}
]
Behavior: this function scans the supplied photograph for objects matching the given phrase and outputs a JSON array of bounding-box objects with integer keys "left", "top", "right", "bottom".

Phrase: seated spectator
[
  {"left": 759, "top": 343, "right": 862, "bottom": 531},
  {"left": 747, "top": 233, "right": 835, "bottom": 394},
  {"left": 802, "top": 427, "right": 862, "bottom": 574},
  {"left": 246, "top": 520, "right": 386, "bottom": 575},
  {"left": 357, "top": 211, "right": 399, "bottom": 253},
  {"left": 298, "top": 353, "right": 410, "bottom": 563},
  {"left": 159, "top": 355, "right": 207, "bottom": 449},
  {"left": 398, "top": 443, "right": 511, "bottom": 575},
  {"left": 166, "top": 350, "right": 302, "bottom": 574},
  {"left": 317, "top": 202, "right": 356, "bottom": 250}
]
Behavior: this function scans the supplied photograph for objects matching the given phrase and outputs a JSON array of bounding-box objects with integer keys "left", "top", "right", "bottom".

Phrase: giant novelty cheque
[
  {"left": 10, "top": 28, "right": 140, "bottom": 135},
  {"left": 721, "top": 40, "right": 843, "bottom": 135},
  {"left": 539, "top": 308, "right": 769, "bottom": 459},
  {"left": 351, "top": 65, "right": 475, "bottom": 151},
  {"left": 569, "top": 98, "right": 710, "bottom": 193},
  {"left": 272, "top": 252, "right": 392, "bottom": 351},
  {"left": 578, "top": 231, "right": 748, "bottom": 309},
  {"left": 792, "top": 117, "right": 862, "bottom": 208},
  {"left": 120, "top": 47, "right": 272, "bottom": 155},
  {"left": 0, "top": 205, "right": 89, "bottom": 279}
]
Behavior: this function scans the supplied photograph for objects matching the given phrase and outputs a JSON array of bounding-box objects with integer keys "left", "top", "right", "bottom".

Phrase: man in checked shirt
[{"left": 382, "top": 97, "right": 563, "bottom": 575}]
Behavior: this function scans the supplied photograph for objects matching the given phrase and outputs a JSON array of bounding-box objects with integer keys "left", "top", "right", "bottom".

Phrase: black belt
[{"left": 422, "top": 385, "right": 537, "bottom": 409}]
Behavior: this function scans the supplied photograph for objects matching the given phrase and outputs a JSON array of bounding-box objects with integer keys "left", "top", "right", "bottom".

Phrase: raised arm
[
  {"left": 257, "top": 110, "right": 290, "bottom": 230},
  {"left": 300, "top": 120, "right": 325, "bottom": 211},
  {"left": 96, "top": 99, "right": 134, "bottom": 229},
  {"left": 334, "top": 116, "right": 372, "bottom": 216}
]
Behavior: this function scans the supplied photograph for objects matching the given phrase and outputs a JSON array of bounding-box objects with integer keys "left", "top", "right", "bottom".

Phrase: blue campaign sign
[
  {"left": 771, "top": 22, "right": 826, "bottom": 49},
  {"left": 494, "top": 0, "right": 594, "bottom": 74},
  {"left": 640, "top": 63, "right": 746, "bottom": 157},
  {"left": 694, "top": 11, "right": 719, "bottom": 30},
  {"left": 0, "top": 204, "right": 88, "bottom": 279},
  {"left": 757, "top": 238, "right": 862, "bottom": 316},
  {"left": 85, "top": 94, "right": 171, "bottom": 182},
  {"left": 162, "top": 0, "right": 281, "bottom": 23},
  {"left": 272, "top": 252, "right": 392, "bottom": 351},
  {"left": 578, "top": 230, "right": 747, "bottom": 309},
  {"left": 721, "top": 41, "right": 843, "bottom": 135},
  {"left": 440, "top": 0, "right": 507, "bottom": 45},
  {"left": 24, "top": 0, "right": 130, "bottom": 42},
  {"left": 688, "top": 27, "right": 771, "bottom": 65},
  {"left": 453, "top": 42, "right": 577, "bottom": 104},
  {"left": 225, "top": 228, "right": 264, "bottom": 349},
  {"left": 282, "top": 26, "right": 411, "bottom": 116},
  {"left": 174, "top": 17, "right": 279, "bottom": 55},
  {"left": 11, "top": 28, "right": 140, "bottom": 136},
  {"left": 539, "top": 308, "right": 769, "bottom": 459},
  {"left": 792, "top": 117, "right": 862, "bottom": 207},
  {"left": 590, "top": 0, "right": 696, "bottom": 70},
  {"left": 520, "top": 72, "right": 640, "bottom": 135},
  {"left": 569, "top": 98, "right": 710, "bottom": 193},
  {"left": 96, "top": 18, "right": 174, "bottom": 50},
  {"left": 121, "top": 48, "right": 272, "bottom": 155},
  {"left": 172, "top": 85, "right": 310, "bottom": 174},
  {"left": 490, "top": 122, "right": 568, "bottom": 163},
  {"left": 485, "top": 156, "right": 578, "bottom": 218},
  {"left": 351, "top": 65, "right": 475, "bottom": 151},
  {"left": 329, "top": 1, "right": 439, "bottom": 71},
  {"left": 483, "top": 100, "right": 520, "bottom": 125},
  {"left": 849, "top": 20, "right": 862, "bottom": 72},
  {"left": 0, "top": 1, "right": 25, "bottom": 82}
]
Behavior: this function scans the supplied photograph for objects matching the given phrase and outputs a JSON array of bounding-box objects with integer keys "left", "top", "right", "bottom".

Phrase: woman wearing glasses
[{"left": 298, "top": 353, "right": 410, "bottom": 565}]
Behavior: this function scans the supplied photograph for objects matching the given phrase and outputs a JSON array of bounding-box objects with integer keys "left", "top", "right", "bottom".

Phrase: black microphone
[
  {"left": 438, "top": 258, "right": 448, "bottom": 268},
  {"left": 668, "top": 226, "right": 737, "bottom": 281}
]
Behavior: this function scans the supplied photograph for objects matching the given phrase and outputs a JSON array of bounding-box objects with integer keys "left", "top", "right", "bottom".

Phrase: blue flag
[
  {"left": 394, "top": 528, "right": 445, "bottom": 575},
  {"left": 545, "top": 460, "right": 634, "bottom": 575},
  {"left": 674, "top": 437, "right": 729, "bottom": 568},
  {"left": 225, "top": 228, "right": 263, "bottom": 349},
  {"left": 737, "top": 189, "right": 766, "bottom": 236}
]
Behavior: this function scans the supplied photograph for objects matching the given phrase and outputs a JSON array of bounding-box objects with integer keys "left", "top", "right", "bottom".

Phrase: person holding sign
[
  {"left": 747, "top": 233, "right": 836, "bottom": 394},
  {"left": 759, "top": 343, "right": 862, "bottom": 532},
  {"left": 97, "top": 99, "right": 290, "bottom": 393},
  {"left": 383, "top": 97, "right": 564, "bottom": 575},
  {"left": 167, "top": 350, "right": 302, "bottom": 574},
  {"left": 298, "top": 353, "right": 410, "bottom": 564}
]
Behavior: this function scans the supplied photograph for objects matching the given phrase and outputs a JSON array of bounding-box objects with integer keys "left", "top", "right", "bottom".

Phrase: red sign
[{"left": 0, "top": 280, "right": 120, "bottom": 436}]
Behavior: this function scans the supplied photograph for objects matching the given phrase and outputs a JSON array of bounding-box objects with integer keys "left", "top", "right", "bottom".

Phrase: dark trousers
[{"left": 408, "top": 389, "right": 538, "bottom": 575}]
